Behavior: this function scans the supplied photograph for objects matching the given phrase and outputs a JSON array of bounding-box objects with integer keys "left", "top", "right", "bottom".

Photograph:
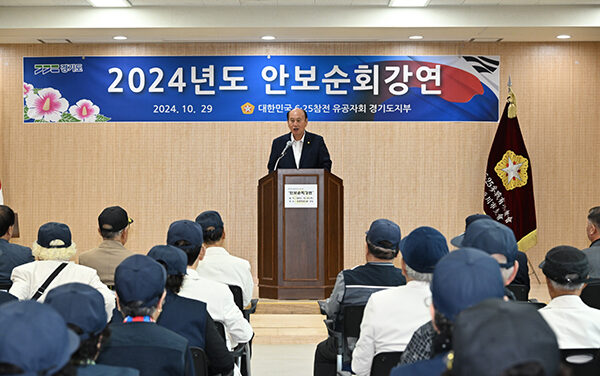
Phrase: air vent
[{"left": 469, "top": 37, "right": 503, "bottom": 43}]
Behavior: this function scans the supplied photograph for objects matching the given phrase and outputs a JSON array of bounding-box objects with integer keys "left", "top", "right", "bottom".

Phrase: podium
[{"left": 257, "top": 169, "right": 343, "bottom": 300}]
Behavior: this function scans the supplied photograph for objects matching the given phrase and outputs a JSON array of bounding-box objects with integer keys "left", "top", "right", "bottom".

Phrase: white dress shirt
[
  {"left": 539, "top": 294, "right": 600, "bottom": 349},
  {"left": 9, "top": 260, "right": 115, "bottom": 321},
  {"left": 179, "top": 268, "right": 253, "bottom": 348},
  {"left": 196, "top": 246, "right": 254, "bottom": 307},
  {"left": 290, "top": 132, "right": 305, "bottom": 169},
  {"left": 351, "top": 281, "right": 432, "bottom": 376}
]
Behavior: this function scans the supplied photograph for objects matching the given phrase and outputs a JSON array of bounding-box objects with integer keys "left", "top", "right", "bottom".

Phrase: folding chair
[
  {"left": 321, "top": 304, "right": 366, "bottom": 375},
  {"left": 560, "top": 348, "right": 600, "bottom": 376},
  {"left": 228, "top": 285, "right": 258, "bottom": 321},
  {"left": 506, "top": 283, "right": 528, "bottom": 301},
  {"left": 581, "top": 282, "right": 600, "bottom": 310},
  {"left": 214, "top": 321, "right": 252, "bottom": 376},
  {"left": 190, "top": 346, "right": 209, "bottom": 376},
  {"left": 370, "top": 351, "right": 403, "bottom": 376}
]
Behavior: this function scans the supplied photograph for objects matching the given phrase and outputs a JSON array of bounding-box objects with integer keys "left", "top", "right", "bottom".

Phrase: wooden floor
[{"left": 250, "top": 282, "right": 551, "bottom": 345}]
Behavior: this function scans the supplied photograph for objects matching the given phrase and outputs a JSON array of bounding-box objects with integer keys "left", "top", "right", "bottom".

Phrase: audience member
[
  {"left": 314, "top": 218, "right": 406, "bottom": 376},
  {"left": 9, "top": 222, "right": 115, "bottom": 319},
  {"left": 195, "top": 210, "right": 254, "bottom": 307},
  {"left": 45, "top": 283, "right": 139, "bottom": 376},
  {"left": 539, "top": 245, "right": 600, "bottom": 348},
  {"left": 583, "top": 206, "right": 600, "bottom": 278},
  {"left": 0, "top": 205, "right": 33, "bottom": 288},
  {"left": 97, "top": 254, "right": 194, "bottom": 376},
  {"left": 147, "top": 245, "right": 235, "bottom": 376},
  {"left": 452, "top": 214, "right": 530, "bottom": 294},
  {"left": 447, "top": 299, "right": 562, "bottom": 376},
  {"left": 79, "top": 206, "right": 134, "bottom": 287},
  {"left": 351, "top": 226, "right": 449, "bottom": 376},
  {"left": 0, "top": 300, "right": 80, "bottom": 376},
  {"left": 167, "top": 220, "right": 253, "bottom": 348},
  {"left": 455, "top": 217, "right": 525, "bottom": 299},
  {"left": 396, "top": 248, "right": 505, "bottom": 372}
]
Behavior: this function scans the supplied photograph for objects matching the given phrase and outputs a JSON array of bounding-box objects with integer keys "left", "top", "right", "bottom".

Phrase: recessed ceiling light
[
  {"left": 389, "top": 0, "right": 429, "bottom": 7},
  {"left": 556, "top": 34, "right": 571, "bottom": 40},
  {"left": 113, "top": 35, "right": 128, "bottom": 40},
  {"left": 261, "top": 35, "right": 276, "bottom": 41},
  {"left": 87, "top": 0, "right": 131, "bottom": 7},
  {"left": 409, "top": 35, "right": 424, "bottom": 40}
]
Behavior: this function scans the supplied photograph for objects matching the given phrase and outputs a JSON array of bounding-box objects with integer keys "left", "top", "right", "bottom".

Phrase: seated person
[
  {"left": 167, "top": 220, "right": 253, "bottom": 348},
  {"left": 97, "top": 254, "right": 194, "bottom": 376},
  {"left": 9, "top": 222, "right": 115, "bottom": 319},
  {"left": 539, "top": 245, "right": 600, "bottom": 348},
  {"left": 449, "top": 299, "right": 562, "bottom": 376},
  {"left": 0, "top": 204, "right": 34, "bottom": 289},
  {"left": 195, "top": 210, "right": 254, "bottom": 307},
  {"left": 351, "top": 226, "right": 449, "bottom": 376},
  {"left": 0, "top": 300, "right": 79, "bottom": 376},
  {"left": 79, "top": 206, "right": 134, "bottom": 287},
  {"left": 147, "top": 245, "right": 235, "bottom": 376},
  {"left": 314, "top": 218, "right": 407, "bottom": 376},
  {"left": 396, "top": 248, "right": 506, "bottom": 371},
  {"left": 45, "top": 282, "right": 139, "bottom": 375}
]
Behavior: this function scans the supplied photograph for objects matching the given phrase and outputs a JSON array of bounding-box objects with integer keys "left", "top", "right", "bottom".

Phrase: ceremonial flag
[
  {"left": 483, "top": 87, "right": 537, "bottom": 251},
  {"left": 0, "top": 180, "right": 3, "bottom": 205}
]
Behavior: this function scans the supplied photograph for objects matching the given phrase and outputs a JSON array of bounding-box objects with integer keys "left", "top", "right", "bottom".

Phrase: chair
[
  {"left": 190, "top": 346, "right": 209, "bottom": 376},
  {"left": 560, "top": 348, "right": 600, "bottom": 376},
  {"left": 506, "top": 283, "right": 528, "bottom": 301},
  {"left": 581, "top": 282, "right": 600, "bottom": 310},
  {"left": 214, "top": 321, "right": 252, "bottom": 376},
  {"left": 228, "top": 285, "right": 258, "bottom": 322},
  {"left": 370, "top": 352, "right": 403, "bottom": 376},
  {"left": 322, "top": 304, "right": 366, "bottom": 375}
]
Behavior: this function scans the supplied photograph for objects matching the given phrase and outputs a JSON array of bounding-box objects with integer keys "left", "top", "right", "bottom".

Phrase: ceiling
[{"left": 0, "top": 0, "right": 599, "bottom": 43}]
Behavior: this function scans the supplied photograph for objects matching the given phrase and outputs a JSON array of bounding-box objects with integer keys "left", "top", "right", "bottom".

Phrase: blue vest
[{"left": 157, "top": 290, "right": 208, "bottom": 349}]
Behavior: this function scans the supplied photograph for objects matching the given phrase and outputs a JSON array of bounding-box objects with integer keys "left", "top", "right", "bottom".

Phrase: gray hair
[
  {"left": 100, "top": 228, "right": 124, "bottom": 240},
  {"left": 549, "top": 279, "right": 585, "bottom": 292},
  {"left": 405, "top": 264, "right": 433, "bottom": 283}
]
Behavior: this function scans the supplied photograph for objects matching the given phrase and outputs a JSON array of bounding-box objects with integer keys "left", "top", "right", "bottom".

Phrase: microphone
[{"left": 273, "top": 141, "right": 293, "bottom": 171}]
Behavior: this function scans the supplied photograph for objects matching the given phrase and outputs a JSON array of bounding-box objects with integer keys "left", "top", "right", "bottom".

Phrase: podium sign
[{"left": 258, "top": 169, "right": 343, "bottom": 299}]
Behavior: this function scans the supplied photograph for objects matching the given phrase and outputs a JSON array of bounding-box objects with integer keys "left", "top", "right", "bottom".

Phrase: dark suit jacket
[
  {"left": 97, "top": 321, "right": 194, "bottom": 376},
  {"left": 0, "top": 239, "right": 34, "bottom": 286},
  {"left": 267, "top": 131, "right": 332, "bottom": 172}
]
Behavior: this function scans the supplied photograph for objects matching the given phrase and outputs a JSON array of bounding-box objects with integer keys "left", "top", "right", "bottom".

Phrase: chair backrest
[
  {"left": 506, "top": 283, "right": 528, "bottom": 301},
  {"left": 370, "top": 352, "right": 403, "bottom": 376},
  {"left": 0, "top": 282, "right": 12, "bottom": 291},
  {"left": 190, "top": 346, "right": 209, "bottom": 376},
  {"left": 561, "top": 348, "right": 600, "bottom": 376},
  {"left": 342, "top": 305, "right": 366, "bottom": 338},
  {"left": 214, "top": 321, "right": 227, "bottom": 340},
  {"left": 228, "top": 285, "right": 244, "bottom": 311},
  {"left": 581, "top": 282, "right": 600, "bottom": 310}
]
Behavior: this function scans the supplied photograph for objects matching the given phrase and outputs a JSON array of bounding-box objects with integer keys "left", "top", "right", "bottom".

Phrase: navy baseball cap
[
  {"left": 167, "top": 220, "right": 204, "bottom": 249},
  {"left": 148, "top": 245, "right": 188, "bottom": 276},
  {"left": 45, "top": 283, "right": 107, "bottom": 340},
  {"left": 452, "top": 299, "right": 560, "bottom": 376},
  {"left": 460, "top": 218, "right": 518, "bottom": 268},
  {"left": 0, "top": 300, "right": 80, "bottom": 375},
  {"left": 431, "top": 248, "right": 505, "bottom": 321},
  {"left": 540, "top": 245, "right": 590, "bottom": 285},
  {"left": 115, "top": 254, "right": 166, "bottom": 308},
  {"left": 450, "top": 214, "right": 491, "bottom": 247},
  {"left": 195, "top": 210, "right": 224, "bottom": 232},
  {"left": 98, "top": 206, "right": 133, "bottom": 232},
  {"left": 400, "top": 226, "right": 449, "bottom": 273},
  {"left": 365, "top": 219, "right": 401, "bottom": 250},
  {"left": 37, "top": 222, "right": 72, "bottom": 248}
]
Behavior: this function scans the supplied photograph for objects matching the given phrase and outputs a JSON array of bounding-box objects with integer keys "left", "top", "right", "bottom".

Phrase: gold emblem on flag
[
  {"left": 495, "top": 150, "right": 529, "bottom": 190},
  {"left": 241, "top": 102, "right": 255, "bottom": 115}
]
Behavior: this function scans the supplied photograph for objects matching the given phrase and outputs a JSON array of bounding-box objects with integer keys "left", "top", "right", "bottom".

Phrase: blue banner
[{"left": 23, "top": 55, "right": 499, "bottom": 123}]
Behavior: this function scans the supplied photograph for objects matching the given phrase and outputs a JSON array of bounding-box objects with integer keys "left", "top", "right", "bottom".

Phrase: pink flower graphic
[
  {"left": 23, "top": 83, "right": 33, "bottom": 98},
  {"left": 69, "top": 99, "right": 100, "bottom": 122},
  {"left": 25, "top": 88, "right": 68, "bottom": 122}
]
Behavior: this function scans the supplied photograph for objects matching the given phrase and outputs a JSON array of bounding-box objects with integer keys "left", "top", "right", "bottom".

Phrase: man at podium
[{"left": 267, "top": 108, "right": 332, "bottom": 172}]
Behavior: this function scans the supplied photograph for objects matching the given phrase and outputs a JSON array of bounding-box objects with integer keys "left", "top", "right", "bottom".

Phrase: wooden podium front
[{"left": 257, "top": 169, "right": 343, "bottom": 300}]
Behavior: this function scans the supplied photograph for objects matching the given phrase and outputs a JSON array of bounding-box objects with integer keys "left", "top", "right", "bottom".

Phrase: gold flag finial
[{"left": 507, "top": 76, "right": 517, "bottom": 118}]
